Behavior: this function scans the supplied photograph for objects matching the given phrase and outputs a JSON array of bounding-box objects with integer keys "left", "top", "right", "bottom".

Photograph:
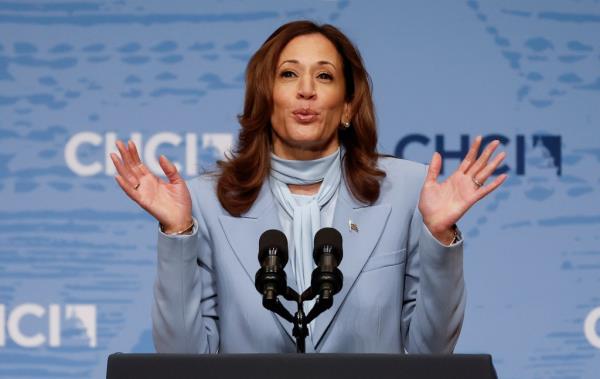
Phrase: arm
[
  {"left": 152, "top": 209, "right": 219, "bottom": 353},
  {"left": 110, "top": 140, "right": 218, "bottom": 352},
  {"left": 402, "top": 136, "right": 507, "bottom": 353},
  {"left": 401, "top": 204, "right": 465, "bottom": 353}
]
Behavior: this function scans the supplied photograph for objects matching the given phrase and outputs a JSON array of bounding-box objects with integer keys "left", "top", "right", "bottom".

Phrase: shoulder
[
  {"left": 374, "top": 156, "right": 427, "bottom": 205},
  {"left": 186, "top": 172, "right": 219, "bottom": 198},
  {"left": 377, "top": 155, "right": 428, "bottom": 186},
  {"left": 185, "top": 172, "right": 225, "bottom": 217}
]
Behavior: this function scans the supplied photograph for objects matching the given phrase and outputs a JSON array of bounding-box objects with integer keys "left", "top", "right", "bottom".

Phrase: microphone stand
[
  {"left": 261, "top": 286, "right": 334, "bottom": 353},
  {"left": 257, "top": 228, "right": 343, "bottom": 353}
]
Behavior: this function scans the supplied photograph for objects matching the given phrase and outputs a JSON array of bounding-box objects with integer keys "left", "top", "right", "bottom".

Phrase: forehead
[{"left": 278, "top": 33, "right": 342, "bottom": 67}]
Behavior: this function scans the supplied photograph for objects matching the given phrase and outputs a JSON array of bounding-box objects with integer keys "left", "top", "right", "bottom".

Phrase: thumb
[
  {"left": 159, "top": 155, "right": 184, "bottom": 184},
  {"left": 426, "top": 152, "right": 442, "bottom": 183}
]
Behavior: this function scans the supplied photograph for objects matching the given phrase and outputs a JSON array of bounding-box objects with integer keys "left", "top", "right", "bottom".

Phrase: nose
[{"left": 296, "top": 75, "right": 316, "bottom": 100}]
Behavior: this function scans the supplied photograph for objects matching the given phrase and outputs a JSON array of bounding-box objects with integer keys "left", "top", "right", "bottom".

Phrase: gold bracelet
[
  {"left": 160, "top": 220, "right": 195, "bottom": 235},
  {"left": 451, "top": 224, "right": 462, "bottom": 244}
]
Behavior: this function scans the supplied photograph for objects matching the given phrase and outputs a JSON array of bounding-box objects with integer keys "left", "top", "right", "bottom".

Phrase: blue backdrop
[{"left": 1, "top": 1, "right": 599, "bottom": 378}]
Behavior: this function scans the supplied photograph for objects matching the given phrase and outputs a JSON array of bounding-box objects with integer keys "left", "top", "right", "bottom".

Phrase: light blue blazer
[{"left": 152, "top": 157, "right": 465, "bottom": 353}]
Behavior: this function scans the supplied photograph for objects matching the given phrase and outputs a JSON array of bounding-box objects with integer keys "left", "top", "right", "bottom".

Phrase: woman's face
[{"left": 270, "top": 33, "right": 350, "bottom": 160}]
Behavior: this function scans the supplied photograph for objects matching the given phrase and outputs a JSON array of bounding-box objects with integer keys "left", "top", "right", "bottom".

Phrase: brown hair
[{"left": 217, "top": 20, "right": 385, "bottom": 216}]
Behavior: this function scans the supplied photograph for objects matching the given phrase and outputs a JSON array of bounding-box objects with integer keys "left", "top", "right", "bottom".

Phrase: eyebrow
[{"left": 279, "top": 59, "right": 337, "bottom": 70}]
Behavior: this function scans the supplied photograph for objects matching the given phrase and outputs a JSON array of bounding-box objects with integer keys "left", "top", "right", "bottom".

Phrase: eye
[
  {"left": 317, "top": 72, "right": 333, "bottom": 81},
  {"left": 280, "top": 70, "right": 297, "bottom": 78}
]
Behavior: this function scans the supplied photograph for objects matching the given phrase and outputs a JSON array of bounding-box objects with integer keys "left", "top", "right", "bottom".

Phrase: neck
[
  {"left": 270, "top": 145, "right": 342, "bottom": 196},
  {"left": 288, "top": 182, "right": 321, "bottom": 195},
  {"left": 272, "top": 136, "right": 340, "bottom": 161}
]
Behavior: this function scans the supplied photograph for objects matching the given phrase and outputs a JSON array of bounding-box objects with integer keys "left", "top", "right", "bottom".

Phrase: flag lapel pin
[{"left": 349, "top": 219, "right": 359, "bottom": 232}]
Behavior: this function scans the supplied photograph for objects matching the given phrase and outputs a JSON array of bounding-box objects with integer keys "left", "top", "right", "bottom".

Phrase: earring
[{"left": 342, "top": 121, "right": 351, "bottom": 129}]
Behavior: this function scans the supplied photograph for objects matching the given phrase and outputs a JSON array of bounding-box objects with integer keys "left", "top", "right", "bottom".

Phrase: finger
[
  {"left": 115, "top": 174, "right": 141, "bottom": 203},
  {"left": 467, "top": 139, "right": 500, "bottom": 176},
  {"left": 473, "top": 151, "right": 506, "bottom": 184},
  {"left": 126, "top": 140, "right": 149, "bottom": 177},
  {"left": 110, "top": 153, "right": 139, "bottom": 186},
  {"left": 474, "top": 174, "right": 508, "bottom": 202},
  {"left": 425, "top": 152, "right": 442, "bottom": 183},
  {"left": 459, "top": 135, "right": 482, "bottom": 173},
  {"left": 159, "top": 155, "right": 184, "bottom": 184},
  {"left": 116, "top": 140, "right": 142, "bottom": 181},
  {"left": 128, "top": 140, "right": 143, "bottom": 165},
  {"left": 116, "top": 140, "right": 136, "bottom": 169}
]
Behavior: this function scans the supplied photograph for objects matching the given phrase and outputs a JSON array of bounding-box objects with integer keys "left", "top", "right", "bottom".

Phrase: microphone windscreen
[
  {"left": 313, "top": 227, "right": 343, "bottom": 261},
  {"left": 258, "top": 229, "right": 288, "bottom": 263}
]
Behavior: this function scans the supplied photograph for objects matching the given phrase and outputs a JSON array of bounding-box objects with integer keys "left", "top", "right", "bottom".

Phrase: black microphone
[
  {"left": 310, "top": 227, "right": 343, "bottom": 303},
  {"left": 255, "top": 229, "right": 289, "bottom": 303}
]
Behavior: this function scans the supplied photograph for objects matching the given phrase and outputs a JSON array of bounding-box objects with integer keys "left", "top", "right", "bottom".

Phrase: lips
[{"left": 292, "top": 108, "right": 319, "bottom": 123}]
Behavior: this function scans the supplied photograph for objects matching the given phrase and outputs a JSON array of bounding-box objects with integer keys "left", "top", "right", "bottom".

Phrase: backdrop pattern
[{"left": 0, "top": 1, "right": 599, "bottom": 378}]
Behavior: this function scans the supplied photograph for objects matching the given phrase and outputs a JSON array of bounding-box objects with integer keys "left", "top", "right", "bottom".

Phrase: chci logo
[
  {"left": 0, "top": 304, "right": 97, "bottom": 348},
  {"left": 395, "top": 134, "right": 561, "bottom": 176},
  {"left": 585, "top": 307, "right": 600, "bottom": 349}
]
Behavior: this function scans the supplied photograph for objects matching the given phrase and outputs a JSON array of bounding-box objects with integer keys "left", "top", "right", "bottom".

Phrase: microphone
[
  {"left": 310, "top": 227, "right": 343, "bottom": 303},
  {"left": 255, "top": 229, "right": 289, "bottom": 303},
  {"left": 254, "top": 228, "right": 344, "bottom": 353}
]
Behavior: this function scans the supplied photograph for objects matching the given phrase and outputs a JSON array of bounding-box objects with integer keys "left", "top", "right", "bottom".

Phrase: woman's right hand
[{"left": 111, "top": 140, "right": 193, "bottom": 234}]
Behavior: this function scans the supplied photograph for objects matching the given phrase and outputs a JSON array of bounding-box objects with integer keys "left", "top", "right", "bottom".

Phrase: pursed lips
[{"left": 292, "top": 108, "right": 319, "bottom": 123}]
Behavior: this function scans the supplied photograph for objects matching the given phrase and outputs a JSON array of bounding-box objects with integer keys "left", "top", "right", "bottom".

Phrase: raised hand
[
  {"left": 111, "top": 140, "right": 193, "bottom": 234},
  {"left": 418, "top": 136, "right": 507, "bottom": 245}
]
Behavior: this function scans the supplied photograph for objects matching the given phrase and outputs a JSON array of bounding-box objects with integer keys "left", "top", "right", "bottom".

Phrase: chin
[
  {"left": 272, "top": 118, "right": 338, "bottom": 154},
  {"left": 290, "top": 122, "right": 331, "bottom": 140},
  {"left": 277, "top": 135, "right": 318, "bottom": 150},
  {"left": 283, "top": 132, "right": 337, "bottom": 153}
]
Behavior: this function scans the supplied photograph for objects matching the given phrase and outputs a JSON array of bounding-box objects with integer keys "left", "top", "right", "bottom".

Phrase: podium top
[{"left": 107, "top": 353, "right": 497, "bottom": 379}]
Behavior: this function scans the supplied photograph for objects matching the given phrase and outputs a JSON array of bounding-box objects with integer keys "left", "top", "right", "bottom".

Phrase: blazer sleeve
[
  {"left": 401, "top": 184, "right": 466, "bottom": 353},
  {"left": 152, "top": 183, "right": 219, "bottom": 353}
]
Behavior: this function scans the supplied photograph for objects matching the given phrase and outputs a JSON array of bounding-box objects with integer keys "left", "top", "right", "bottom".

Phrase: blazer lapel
[
  {"left": 312, "top": 181, "right": 391, "bottom": 348},
  {"left": 218, "top": 183, "right": 297, "bottom": 343},
  {"left": 217, "top": 178, "right": 392, "bottom": 348}
]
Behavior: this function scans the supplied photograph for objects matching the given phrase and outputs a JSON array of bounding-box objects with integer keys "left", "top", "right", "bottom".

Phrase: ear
[{"left": 342, "top": 102, "right": 352, "bottom": 123}]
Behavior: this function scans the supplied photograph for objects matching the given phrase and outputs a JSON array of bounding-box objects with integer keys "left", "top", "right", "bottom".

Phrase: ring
[
  {"left": 472, "top": 177, "right": 483, "bottom": 188},
  {"left": 134, "top": 183, "right": 140, "bottom": 190}
]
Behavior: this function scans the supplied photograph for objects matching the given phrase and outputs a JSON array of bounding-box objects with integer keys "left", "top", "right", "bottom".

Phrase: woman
[{"left": 111, "top": 21, "right": 506, "bottom": 353}]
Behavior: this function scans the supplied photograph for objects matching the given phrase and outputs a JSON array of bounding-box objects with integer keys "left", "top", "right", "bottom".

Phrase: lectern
[{"left": 106, "top": 353, "right": 497, "bottom": 379}]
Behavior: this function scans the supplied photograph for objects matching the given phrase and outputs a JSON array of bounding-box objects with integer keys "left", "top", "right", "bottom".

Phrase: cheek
[
  {"left": 270, "top": 91, "right": 288, "bottom": 130},
  {"left": 322, "top": 85, "right": 346, "bottom": 109},
  {"left": 272, "top": 82, "right": 296, "bottom": 109},
  {"left": 322, "top": 95, "right": 346, "bottom": 126}
]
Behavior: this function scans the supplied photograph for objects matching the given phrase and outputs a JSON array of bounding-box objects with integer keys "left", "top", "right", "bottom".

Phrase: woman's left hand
[{"left": 418, "top": 136, "right": 507, "bottom": 245}]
